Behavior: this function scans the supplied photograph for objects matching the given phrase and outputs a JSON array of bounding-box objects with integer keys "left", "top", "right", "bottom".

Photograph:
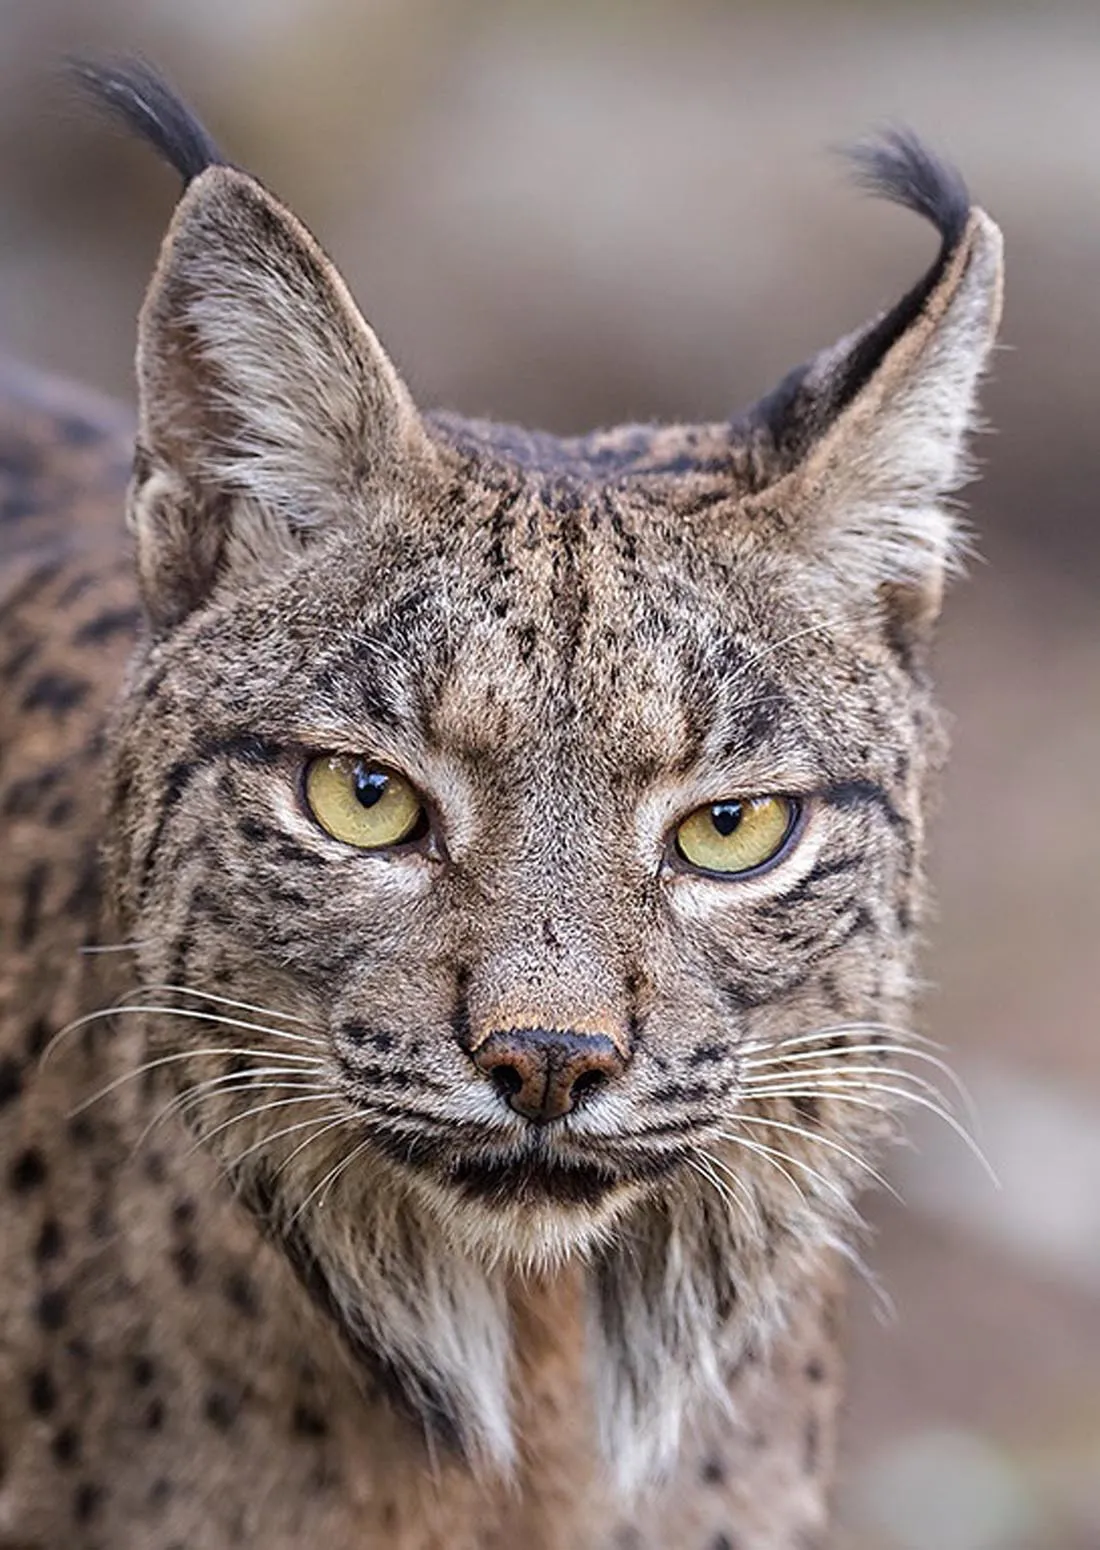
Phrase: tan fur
[{"left": 0, "top": 113, "right": 1001, "bottom": 1550}]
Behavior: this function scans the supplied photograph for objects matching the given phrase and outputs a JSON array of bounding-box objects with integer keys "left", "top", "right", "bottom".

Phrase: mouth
[
  {"left": 449, "top": 1151, "right": 623, "bottom": 1207},
  {"left": 366, "top": 1120, "right": 684, "bottom": 1208}
]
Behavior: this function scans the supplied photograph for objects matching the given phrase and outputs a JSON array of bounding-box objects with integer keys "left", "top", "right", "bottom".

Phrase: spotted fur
[{"left": 0, "top": 65, "right": 1002, "bottom": 1549}]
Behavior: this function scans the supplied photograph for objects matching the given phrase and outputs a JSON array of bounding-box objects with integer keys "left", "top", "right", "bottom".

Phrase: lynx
[{"left": 0, "top": 61, "right": 1002, "bottom": 1549}]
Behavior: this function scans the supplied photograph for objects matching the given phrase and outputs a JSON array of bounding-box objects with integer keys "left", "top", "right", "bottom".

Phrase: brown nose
[{"left": 472, "top": 1028, "right": 627, "bottom": 1125}]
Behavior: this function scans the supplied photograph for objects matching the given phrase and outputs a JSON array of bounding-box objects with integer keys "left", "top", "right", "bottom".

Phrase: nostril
[
  {"left": 488, "top": 1063, "right": 524, "bottom": 1101},
  {"left": 570, "top": 1068, "right": 608, "bottom": 1104}
]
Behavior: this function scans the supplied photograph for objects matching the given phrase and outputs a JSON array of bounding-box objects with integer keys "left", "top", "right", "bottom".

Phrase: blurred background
[{"left": 1, "top": 2, "right": 1097, "bottom": 1545}]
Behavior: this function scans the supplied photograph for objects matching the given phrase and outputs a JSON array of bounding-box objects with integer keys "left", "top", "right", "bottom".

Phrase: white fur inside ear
[
  {"left": 137, "top": 168, "right": 428, "bottom": 531},
  {"left": 180, "top": 259, "right": 371, "bottom": 525}
]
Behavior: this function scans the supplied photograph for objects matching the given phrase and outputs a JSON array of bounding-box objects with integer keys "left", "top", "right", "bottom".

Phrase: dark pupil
[
  {"left": 353, "top": 765, "right": 389, "bottom": 809},
  {"left": 711, "top": 802, "right": 743, "bottom": 837}
]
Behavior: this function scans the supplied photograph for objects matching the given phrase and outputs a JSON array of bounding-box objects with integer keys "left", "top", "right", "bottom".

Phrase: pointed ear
[
  {"left": 127, "top": 164, "right": 434, "bottom": 626},
  {"left": 743, "top": 133, "right": 1004, "bottom": 650},
  {"left": 72, "top": 61, "right": 436, "bottom": 629}
]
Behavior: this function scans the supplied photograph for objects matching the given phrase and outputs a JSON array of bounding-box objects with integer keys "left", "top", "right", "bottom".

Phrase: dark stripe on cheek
[
  {"left": 137, "top": 733, "right": 284, "bottom": 901},
  {"left": 827, "top": 779, "right": 907, "bottom": 832}
]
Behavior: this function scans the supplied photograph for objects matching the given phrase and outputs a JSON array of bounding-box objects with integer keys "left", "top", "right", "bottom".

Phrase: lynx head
[{"left": 83, "top": 63, "right": 1002, "bottom": 1486}]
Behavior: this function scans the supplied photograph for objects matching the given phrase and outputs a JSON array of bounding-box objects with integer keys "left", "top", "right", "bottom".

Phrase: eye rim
[
  {"left": 666, "top": 794, "right": 805, "bottom": 881},
  {"left": 300, "top": 754, "right": 436, "bottom": 855}
]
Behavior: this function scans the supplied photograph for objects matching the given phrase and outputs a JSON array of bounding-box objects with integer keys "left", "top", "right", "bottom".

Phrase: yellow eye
[
  {"left": 304, "top": 757, "right": 425, "bottom": 850},
  {"left": 674, "top": 796, "right": 798, "bottom": 876}
]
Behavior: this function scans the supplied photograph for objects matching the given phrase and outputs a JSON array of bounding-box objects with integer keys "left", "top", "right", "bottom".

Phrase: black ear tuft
[
  {"left": 68, "top": 56, "right": 227, "bottom": 186},
  {"left": 743, "top": 128, "right": 980, "bottom": 469},
  {"left": 844, "top": 127, "right": 971, "bottom": 254}
]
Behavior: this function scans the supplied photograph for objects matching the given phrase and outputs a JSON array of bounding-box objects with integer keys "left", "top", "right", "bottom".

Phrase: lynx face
[
  {"left": 86, "top": 63, "right": 1002, "bottom": 1483},
  {"left": 113, "top": 452, "right": 928, "bottom": 1268}
]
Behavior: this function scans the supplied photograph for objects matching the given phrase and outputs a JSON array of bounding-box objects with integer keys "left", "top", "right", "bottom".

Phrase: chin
[{"left": 396, "top": 1135, "right": 666, "bottom": 1271}]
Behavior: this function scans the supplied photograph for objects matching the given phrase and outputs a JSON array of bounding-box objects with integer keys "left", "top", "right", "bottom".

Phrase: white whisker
[
  {"left": 724, "top": 1113, "right": 901, "bottom": 1201},
  {"left": 686, "top": 1154, "right": 753, "bottom": 1228},
  {"left": 292, "top": 1137, "right": 374, "bottom": 1223},
  {"left": 743, "top": 1042, "right": 976, "bottom": 1124},
  {"left": 192, "top": 1092, "right": 337, "bottom": 1153},
  {"left": 765, "top": 1021, "right": 946, "bottom": 1054},
  {"left": 267, "top": 1113, "right": 357, "bottom": 1175},
  {"left": 739, "top": 1083, "right": 999, "bottom": 1186},
  {"left": 45, "top": 1004, "right": 325, "bottom": 1066},
  {"left": 133, "top": 983, "right": 322, "bottom": 1034},
  {"left": 67, "top": 1047, "right": 324, "bottom": 1117},
  {"left": 744, "top": 1063, "right": 957, "bottom": 1114},
  {"left": 707, "top": 1133, "right": 807, "bottom": 1204},
  {"left": 712, "top": 1132, "right": 858, "bottom": 1218},
  {"left": 135, "top": 1066, "right": 328, "bottom": 1147}
]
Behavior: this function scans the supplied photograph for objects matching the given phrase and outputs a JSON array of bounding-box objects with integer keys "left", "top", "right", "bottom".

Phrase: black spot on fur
[
  {"left": 29, "top": 1366, "right": 57, "bottom": 1414},
  {"left": 74, "top": 605, "right": 141, "bottom": 644},
  {"left": 700, "top": 1455, "right": 726, "bottom": 1485},
  {"left": 2, "top": 766, "right": 63, "bottom": 817},
  {"left": 688, "top": 1044, "right": 729, "bottom": 1068},
  {"left": 0, "top": 1057, "right": 22, "bottom": 1107},
  {"left": 17, "top": 861, "right": 48, "bottom": 947},
  {"left": 804, "top": 1413, "right": 821, "bottom": 1474},
  {"left": 131, "top": 1354, "right": 156, "bottom": 1387},
  {"left": 224, "top": 1269, "right": 259, "bottom": 1318},
  {"left": 450, "top": 966, "right": 472, "bottom": 1050},
  {"left": 52, "top": 1425, "right": 81, "bottom": 1466},
  {"left": 63, "top": 846, "right": 100, "bottom": 919},
  {"left": 171, "top": 1197, "right": 195, "bottom": 1227},
  {"left": 143, "top": 1398, "right": 165, "bottom": 1431},
  {"left": 711, "top": 1535, "right": 737, "bottom": 1550},
  {"left": 292, "top": 1402, "right": 328, "bottom": 1438},
  {"left": 171, "top": 1243, "right": 200, "bottom": 1285},
  {"left": 10, "top": 1146, "right": 47, "bottom": 1192},
  {"left": 73, "top": 1480, "right": 103, "bottom": 1523},
  {"left": 1, "top": 638, "right": 38, "bottom": 681},
  {"left": 203, "top": 1388, "right": 239, "bottom": 1430},
  {"left": 58, "top": 413, "right": 105, "bottom": 448},
  {"left": 46, "top": 796, "right": 75, "bottom": 825},
  {"left": 68, "top": 1115, "right": 96, "bottom": 1148},
  {"left": 35, "top": 1218, "right": 64, "bottom": 1264},
  {"left": 66, "top": 1337, "right": 91, "bottom": 1367},
  {"left": 21, "top": 672, "right": 89, "bottom": 716},
  {"left": 36, "top": 1288, "right": 68, "bottom": 1331},
  {"left": 148, "top": 1476, "right": 173, "bottom": 1508}
]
